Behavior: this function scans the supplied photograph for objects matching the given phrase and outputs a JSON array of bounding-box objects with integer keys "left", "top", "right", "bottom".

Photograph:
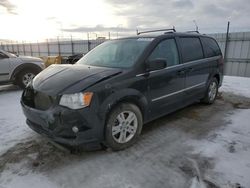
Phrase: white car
[{"left": 0, "top": 50, "right": 45, "bottom": 88}]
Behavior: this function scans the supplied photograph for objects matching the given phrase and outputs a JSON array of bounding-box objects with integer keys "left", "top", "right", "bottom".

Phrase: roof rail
[
  {"left": 186, "top": 30, "right": 200, "bottom": 34},
  {"left": 137, "top": 27, "right": 176, "bottom": 35}
]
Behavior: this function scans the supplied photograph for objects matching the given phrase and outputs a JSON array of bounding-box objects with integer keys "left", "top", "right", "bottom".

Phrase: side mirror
[{"left": 146, "top": 59, "right": 167, "bottom": 72}]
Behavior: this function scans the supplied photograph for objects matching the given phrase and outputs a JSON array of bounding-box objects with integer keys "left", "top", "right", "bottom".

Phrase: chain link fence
[
  {"left": 210, "top": 32, "right": 250, "bottom": 77},
  {"left": 1, "top": 31, "right": 250, "bottom": 77},
  {"left": 0, "top": 37, "right": 105, "bottom": 58}
]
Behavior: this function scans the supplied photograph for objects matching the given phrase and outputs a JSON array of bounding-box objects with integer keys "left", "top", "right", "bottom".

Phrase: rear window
[
  {"left": 179, "top": 37, "right": 203, "bottom": 63},
  {"left": 201, "top": 37, "right": 222, "bottom": 58}
]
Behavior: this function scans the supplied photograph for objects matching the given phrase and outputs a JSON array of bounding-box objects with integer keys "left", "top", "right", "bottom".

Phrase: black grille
[
  {"left": 23, "top": 87, "right": 55, "bottom": 110},
  {"left": 34, "top": 91, "right": 54, "bottom": 110}
]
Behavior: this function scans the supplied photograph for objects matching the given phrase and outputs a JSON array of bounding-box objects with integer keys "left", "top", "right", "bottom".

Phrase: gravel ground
[{"left": 0, "top": 77, "right": 250, "bottom": 188}]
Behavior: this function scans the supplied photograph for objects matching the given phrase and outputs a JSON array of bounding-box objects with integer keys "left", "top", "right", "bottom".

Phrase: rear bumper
[{"left": 21, "top": 101, "right": 104, "bottom": 149}]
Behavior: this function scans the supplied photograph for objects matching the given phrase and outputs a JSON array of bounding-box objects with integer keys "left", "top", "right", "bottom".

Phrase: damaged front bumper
[{"left": 21, "top": 90, "right": 104, "bottom": 149}]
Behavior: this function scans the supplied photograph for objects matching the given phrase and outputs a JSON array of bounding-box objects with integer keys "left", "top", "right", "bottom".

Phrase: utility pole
[
  {"left": 37, "top": 40, "right": 41, "bottom": 57},
  {"left": 224, "top": 21, "right": 230, "bottom": 62},
  {"left": 57, "top": 36, "right": 61, "bottom": 56},
  {"left": 47, "top": 39, "right": 50, "bottom": 56},
  {"left": 71, "top": 35, "right": 74, "bottom": 55},
  {"left": 87, "top": 33, "right": 90, "bottom": 52}
]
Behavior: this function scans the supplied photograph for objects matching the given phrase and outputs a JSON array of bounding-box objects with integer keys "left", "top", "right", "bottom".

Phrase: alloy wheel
[
  {"left": 208, "top": 81, "right": 217, "bottom": 101},
  {"left": 22, "top": 73, "right": 35, "bottom": 86},
  {"left": 112, "top": 111, "right": 138, "bottom": 144}
]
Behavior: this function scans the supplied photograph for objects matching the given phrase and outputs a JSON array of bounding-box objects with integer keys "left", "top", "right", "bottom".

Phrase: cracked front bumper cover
[{"left": 21, "top": 101, "right": 103, "bottom": 149}]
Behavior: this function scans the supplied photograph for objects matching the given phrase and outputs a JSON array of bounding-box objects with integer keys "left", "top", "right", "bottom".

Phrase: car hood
[
  {"left": 32, "top": 64, "right": 122, "bottom": 96},
  {"left": 18, "top": 56, "right": 43, "bottom": 62}
]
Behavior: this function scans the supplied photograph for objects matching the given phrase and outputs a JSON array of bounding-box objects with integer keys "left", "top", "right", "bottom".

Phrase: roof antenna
[
  {"left": 173, "top": 25, "right": 176, "bottom": 32},
  {"left": 193, "top": 20, "right": 198, "bottom": 32}
]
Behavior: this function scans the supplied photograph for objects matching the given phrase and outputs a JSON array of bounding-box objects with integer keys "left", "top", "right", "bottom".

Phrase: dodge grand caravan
[{"left": 21, "top": 30, "right": 223, "bottom": 151}]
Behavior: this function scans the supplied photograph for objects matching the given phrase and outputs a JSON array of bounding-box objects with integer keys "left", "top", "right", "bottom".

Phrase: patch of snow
[
  {"left": 220, "top": 76, "right": 250, "bottom": 98},
  {"left": 188, "top": 177, "right": 206, "bottom": 188},
  {"left": 190, "top": 109, "right": 250, "bottom": 187},
  {"left": 0, "top": 162, "right": 61, "bottom": 188},
  {"left": 0, "top": 90, "right": 34, "bottom": 155}
]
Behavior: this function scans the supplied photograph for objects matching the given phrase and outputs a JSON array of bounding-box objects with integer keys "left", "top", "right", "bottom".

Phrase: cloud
[
  {"left": 172, "top": 0, "right": 193, "bottom": 8},
  {"left": 42, "top": 0, "right": 250, "bottom": 35},
  {"left": 46, "top": 17, "right": 57, "bottom": 21},
  {"left": 104, "top": 0, "right": 250, "bottom": 33},
  {"left": 63, "top": 25, "right": 135, "bottom": 33},
  {"left": 0, "top": 0, "right": 17, "bottom": 14}
]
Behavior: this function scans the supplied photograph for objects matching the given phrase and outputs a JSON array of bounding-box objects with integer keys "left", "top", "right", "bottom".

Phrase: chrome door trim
[
  {"left": 151, "top": 82, "right": 206, "bottom": 102},
  {"left": 136, "top": 55, "right": 220, "bottom": 77}
]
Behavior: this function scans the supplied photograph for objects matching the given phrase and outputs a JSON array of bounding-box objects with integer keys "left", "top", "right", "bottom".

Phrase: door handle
[
  {"left": 188, "top": 67, "right": 194, "bottom": 72},
  {"left": 177, "top": 70, "right": 186, "bottom": 75}
]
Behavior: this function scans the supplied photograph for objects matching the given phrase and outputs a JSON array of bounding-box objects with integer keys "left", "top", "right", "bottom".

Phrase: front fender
[{"left": 98, "top": 88, "right": 149, "bottom": 123}]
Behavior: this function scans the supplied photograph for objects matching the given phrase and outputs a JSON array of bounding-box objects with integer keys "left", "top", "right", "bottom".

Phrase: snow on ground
[
  {"left": 0, "top": 161, "right": 61, "bottom": 188},
  {"left": 0, "top": 76, "right": 250, "bottom": 188},
  {"left": 220, "top": 76, "right": 250, "bottom": 98},
  {"left": 0, "top": 87, "right": 35, "bottom": 155},
  {"left": 190, "top": 109, "right": 250, "bottom": 187}
]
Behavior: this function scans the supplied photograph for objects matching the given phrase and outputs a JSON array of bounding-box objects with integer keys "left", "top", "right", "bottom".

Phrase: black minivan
[{"left": 21, "top": 30, "right": 223, "bottom": 150}]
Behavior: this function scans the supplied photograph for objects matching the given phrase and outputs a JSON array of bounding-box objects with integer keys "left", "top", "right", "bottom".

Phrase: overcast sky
[{"left": 0, "top": 0, "right": 250, "bottom": 41}]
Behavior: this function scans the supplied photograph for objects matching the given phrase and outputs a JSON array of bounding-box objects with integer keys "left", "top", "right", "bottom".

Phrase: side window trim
[
  {"left": 198, "top": 37, "right": 205, "bottom": 59},
  {"left": 175, "top": 36, "right": 183, "bottom": 64},
  {"left": 136, "top": 55, "right": 221, "bottom": 77},
  {"left": 178, "top": 36, "right": 204, "bottom": 63},
  {"left": 147, "top": 37, "right": 180, "bottom": 67},
  {"left": 200, "top": 37, "right": 222, "bottom": 58}
]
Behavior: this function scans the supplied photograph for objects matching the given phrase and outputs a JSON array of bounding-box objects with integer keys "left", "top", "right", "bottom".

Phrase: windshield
[{"left": 77, "top": 38, "right": 152, "bottom": 68}]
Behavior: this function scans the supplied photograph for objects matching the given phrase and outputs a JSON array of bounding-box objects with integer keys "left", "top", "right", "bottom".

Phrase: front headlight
[{"left": 59, "top": 92, "right": 93, "bottom": 109}]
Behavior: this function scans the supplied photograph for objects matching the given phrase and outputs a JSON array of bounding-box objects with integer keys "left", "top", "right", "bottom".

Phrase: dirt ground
[{"left": 0, "top": 85, "right": 250, "bottom": 188}]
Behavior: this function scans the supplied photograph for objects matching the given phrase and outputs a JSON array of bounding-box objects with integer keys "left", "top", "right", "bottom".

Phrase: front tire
[
  {"left": 201, "top": 77, "right": 218, "bottom": 104},
  {"left": 105, "top": 103, "right": 143, "bottom": 151},
  {"left": 16, "top": 69, "right": 38, "bottom": 89}
]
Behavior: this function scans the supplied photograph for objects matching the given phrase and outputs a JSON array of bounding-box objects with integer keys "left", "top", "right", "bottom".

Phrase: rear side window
[
  {"left": 201, "top": 37, "right": 222, "bottom": 58},
  {"left": 148, "top": 39, "right": 179, "bottom": 67},
  {"left": 179, "top": 37, "right": 203, "bottom": 63}
]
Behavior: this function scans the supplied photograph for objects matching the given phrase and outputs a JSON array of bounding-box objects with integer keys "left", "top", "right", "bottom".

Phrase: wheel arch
[
  {"left": 207, "top": 72, "right": 222, "bottom": 88},
  {"left": 99, "top": 89, "right": 149, "bottom": 126},
  {"left": 10, "top": 63, "right": 42, "bottom": 81},
  {"left": 214, "top": 74, "right": 220, "bottom": 85}
]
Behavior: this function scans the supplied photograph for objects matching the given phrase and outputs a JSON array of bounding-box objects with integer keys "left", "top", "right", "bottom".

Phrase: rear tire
[
  {"left": 16, "top": 69, "right": 38, "bottom": 89},
  {"left": 105, "top": 103, "right": 143, "bottom": 151},
  {"left": 201, "top": 77, "right": 218, "bottom": 104}
]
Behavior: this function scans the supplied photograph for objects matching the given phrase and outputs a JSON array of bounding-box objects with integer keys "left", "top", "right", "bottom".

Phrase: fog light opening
[{"left": 72, "top": 126, "right": 79, "bottom": 133}]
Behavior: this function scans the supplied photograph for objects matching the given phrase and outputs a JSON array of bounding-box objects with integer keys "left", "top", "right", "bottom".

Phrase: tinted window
[
  {"left": 201, "top": 37, "right": 221, "bottom": 57},
  {"left": 180, "top": 37, "right": 203, "bottom": 63},
  {"left": 148, "top": 39, "right": 179, "bottom": 67}
]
